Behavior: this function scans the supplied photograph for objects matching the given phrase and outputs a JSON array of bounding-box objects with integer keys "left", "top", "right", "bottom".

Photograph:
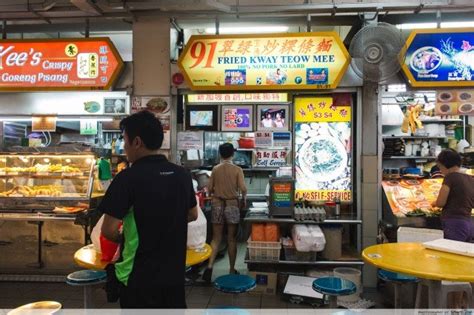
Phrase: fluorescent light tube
[
  {"left": 441, "top": 21, "right": 474, "bottom": 28},
  {"left": 396, "top": 23, "right": 437, "bottom": 30},
  {"left": 205, "top": 26, "right": 289, "bottom": 34}
]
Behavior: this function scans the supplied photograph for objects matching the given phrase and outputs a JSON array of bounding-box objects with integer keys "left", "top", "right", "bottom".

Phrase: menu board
[
  {"left": 294, "top": 97, "right": 352, "bottom": 202},
  {"left": 382, "top": 179, "right": 442, "bottom": 217}
]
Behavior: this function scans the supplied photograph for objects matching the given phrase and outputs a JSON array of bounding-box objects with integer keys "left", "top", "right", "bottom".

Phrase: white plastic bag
[
  {"left": 292, "top": 224, "right": 312, "bottom": 252},
  {"left": 90, "top": 214, "right": 121, "bottom": 262},
  {"left": 91, "top": 215, "right": 105, "bottom": 253},
  {"left": 292, "top": 224, "right": 326, "bottom": 252},
  {"left": 307, "top": 225, "right": 326, "bottom": 252},
  {"left": 187, "top": 198, "right": 207, "bottom": 249}
]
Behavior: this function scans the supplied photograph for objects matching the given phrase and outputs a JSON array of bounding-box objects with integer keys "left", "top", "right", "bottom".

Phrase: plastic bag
[
  {"left": 187, "top": 198, "right": 207, "bottom": 249},
  {"left": 251, "top": 223, "right": 265, "bottom": 241},
  {"left": 291, "top": 224, "right": 326, "bottom": 252},
  {"left": 307, "top": 225, "right": 326, "bottom": 252},
  {"left": 91, "top": 215, "right": 121, "bottom": 262},
  {"left": 292, "top": 224, "right": 312, "bottom": 252},
  {"left": 264, "top": 223, "right": 280, "bottom": 242}
]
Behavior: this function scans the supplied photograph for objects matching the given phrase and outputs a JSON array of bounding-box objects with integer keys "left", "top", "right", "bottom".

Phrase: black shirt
[
  {"left": 98, "top": 154, "right": 196, "bottom": 288},
  {"left": 442, "top": 172, "right": 474, "bottom": 220}
]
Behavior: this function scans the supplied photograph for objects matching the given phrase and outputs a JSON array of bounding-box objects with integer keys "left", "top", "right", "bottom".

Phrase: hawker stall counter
[
  {"left": 0, "top": 152, "right": 104, "bottom": 270},
  {"left": 381, "top": 178, "right": 474, "bottom": 228}
]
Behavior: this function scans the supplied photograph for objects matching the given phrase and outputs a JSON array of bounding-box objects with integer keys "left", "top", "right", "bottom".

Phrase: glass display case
[{"left": 0, "top": 152, "right": 96, "bottom": 211}]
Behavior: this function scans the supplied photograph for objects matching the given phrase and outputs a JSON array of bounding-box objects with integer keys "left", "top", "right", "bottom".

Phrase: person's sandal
[
  {"left": 230, "top": 270, "right": 240, "bottom": 275},
  {"left": 201, "top": 267, "right": 213, "bottom": 283}
]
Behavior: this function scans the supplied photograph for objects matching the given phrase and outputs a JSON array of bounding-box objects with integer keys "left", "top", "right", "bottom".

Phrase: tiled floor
[{"left": 0, "top": 242, "right": 387, "bottom": 310}]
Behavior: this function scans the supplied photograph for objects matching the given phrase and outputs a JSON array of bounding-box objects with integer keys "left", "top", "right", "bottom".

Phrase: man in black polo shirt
[{"left": 100, "top": 111, "right": 198, "bottom": 308}]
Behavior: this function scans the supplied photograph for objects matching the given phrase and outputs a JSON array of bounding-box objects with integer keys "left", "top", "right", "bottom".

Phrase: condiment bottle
[{"left": 334, "top": 196, "right": 341, "bottom": 216}]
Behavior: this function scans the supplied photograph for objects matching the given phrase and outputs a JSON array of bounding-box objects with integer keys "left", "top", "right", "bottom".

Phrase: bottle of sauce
[
  {"left": 111, "top": 138, "right": 116, "bottom": 155},
  {"left": 334, "top": 196, "right": 341, "bottom": 216}
]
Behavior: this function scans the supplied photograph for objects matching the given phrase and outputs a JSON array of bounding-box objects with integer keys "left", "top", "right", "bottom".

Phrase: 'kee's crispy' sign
[{"left": 0, "top": 38, "right": 123, "bottom": 91}]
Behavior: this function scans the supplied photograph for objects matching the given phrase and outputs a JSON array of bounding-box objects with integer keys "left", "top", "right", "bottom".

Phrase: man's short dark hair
[
  {"left": 437, "top": 148, "right": 462, "bottom": 169},
  {"left": 219, "top": 143, "right": 235, "bottom": 159},
  {"left": 120, "top": 110, "right": 163, "bottom": 150}
]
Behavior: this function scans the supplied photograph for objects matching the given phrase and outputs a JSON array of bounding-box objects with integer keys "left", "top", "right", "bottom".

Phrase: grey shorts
[{"left": 211, "top": 199, "right": 240, "bottom": 224}]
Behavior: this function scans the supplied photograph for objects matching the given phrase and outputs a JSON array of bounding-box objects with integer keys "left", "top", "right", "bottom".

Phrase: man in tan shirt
[{"left": 202, "top": 143, "right": 247, "bottom": 283}]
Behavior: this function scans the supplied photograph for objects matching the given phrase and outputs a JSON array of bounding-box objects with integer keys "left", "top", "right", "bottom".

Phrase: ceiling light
[
  {"left": 396, "top": 23, "right": 437, "bottom": 30},
  {"left": 441, "top": 21, "right": 474, "bottom": 28},
  {"left": 387, "top": 84, "right": 407, "bottom": 92},
  {"left": 205, "top": 26, "right": 289, "bottom": 34}
]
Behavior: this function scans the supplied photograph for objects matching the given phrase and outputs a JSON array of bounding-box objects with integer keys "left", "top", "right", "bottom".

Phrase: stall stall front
[
  {"left": 380, "top": 28, "right": 474, "bottom": 233},
  {"left": 0, "top": 37, "right": 127, "bottom": 274},
  {"left": 178, "top": 31, "right": 364, "bottom": 298}
]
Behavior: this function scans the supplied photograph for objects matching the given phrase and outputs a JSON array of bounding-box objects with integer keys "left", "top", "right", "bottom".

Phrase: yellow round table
[
  {"left": 7, "top": 301, "right": 62, "bottom": 315},
  {"left": 362, "top": 242, "right": 474, "bottom": 282},
  {"left": 362, "top": 242, "right": 474, "bottom": 308},
  {"left": 74, "top": 243, "right": 212, "bottom": 270}
]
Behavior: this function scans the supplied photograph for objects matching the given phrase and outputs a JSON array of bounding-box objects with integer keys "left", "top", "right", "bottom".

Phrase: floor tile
[
  {"left": 261, "top": 295, "right": 287, "bottom": 308},
  {"left": 186, "top": 293, "right": 212, "bottom": 305},
  {"left": 187, "top": 302, "right": 209, "bottom": 309}
]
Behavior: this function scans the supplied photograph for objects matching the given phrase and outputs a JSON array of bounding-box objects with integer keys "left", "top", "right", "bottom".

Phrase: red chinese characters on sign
[
  {"left": 219, "top": 40, "right": 235, "bottom": 56},
  {"left": 0, "top": 38, "right": 123, "bottom": 90},
  {"left": 316, "top": 39, "right": 333, "bottom": 53},
  {"left": 221, "top": 38, "right": 335, "bottom": 56}
]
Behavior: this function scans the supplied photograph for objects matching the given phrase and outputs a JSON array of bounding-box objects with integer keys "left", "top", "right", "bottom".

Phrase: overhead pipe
[
  {"left": 85, "top": 18, "right": 89, "bottom": 37},
  {"left": 1, "top": 20, "right": 6, "bottom": 39}
]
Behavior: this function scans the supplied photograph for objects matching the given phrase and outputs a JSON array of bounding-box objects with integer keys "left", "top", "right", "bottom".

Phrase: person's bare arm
[
  {"left": 433, "top": 184, "right": 450, "bottom": 208},
  {"left": 238, "top": 169, "right": 247, "bottom": 208},
  {"left": 101, "top": 214, "right": 122, "bottom": 243},
  {"left": 207, "top": 172, "right": 214, "bottom": 196},
  {"left": 188, "top": 205, "right": 198, "bottom": 222}
]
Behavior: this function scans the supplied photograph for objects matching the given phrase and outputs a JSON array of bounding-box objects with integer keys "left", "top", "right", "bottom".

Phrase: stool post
[
  {"left": 83, "top": 286, "right": 92, "bottom": 308},
  {"left": 393, "top": 283, "right": 401, "bottom": 308},
  {"left": 328, "top": 295, "right": 338, "bottom": 308},
  {"left": 427, "top": 280, "right": 442, "bottom": 309}
]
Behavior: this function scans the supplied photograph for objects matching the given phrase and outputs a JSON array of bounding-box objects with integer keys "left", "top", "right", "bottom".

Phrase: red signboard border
[{"left": 0, "top": 37, "right": 124, "bottom": 92}]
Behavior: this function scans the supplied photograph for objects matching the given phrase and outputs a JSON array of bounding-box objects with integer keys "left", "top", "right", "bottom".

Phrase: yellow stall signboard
[
  {"left": 294, "top": 97, "right": 352, "bottom": 202},
  {"left": 294, "top": 97, "right": 351, "bottom": 122},
  {"left": 178, "top": 32, "right": 350, "bottom": 91}
]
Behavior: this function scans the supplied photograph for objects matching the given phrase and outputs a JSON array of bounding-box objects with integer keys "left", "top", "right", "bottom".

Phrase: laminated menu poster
[
  {"left": 381, "top": 179, "right": 443, "bottom": 217},
  {"left": 294, "top": 97, "right": 352, "bottom": 202},
  {"left": 157, "top": 114, "right": 171, "bottom": 150},
  {"left": 435, "top": 89, "right": 474, "bottom": 116}
]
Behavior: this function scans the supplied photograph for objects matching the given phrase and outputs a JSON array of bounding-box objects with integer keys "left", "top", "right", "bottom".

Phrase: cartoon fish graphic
[{"left": 461, "top": 40, "right": 473, "bottom": 52}]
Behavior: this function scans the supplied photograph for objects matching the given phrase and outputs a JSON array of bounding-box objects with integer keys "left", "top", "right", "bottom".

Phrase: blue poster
[{"left": 404, "top": 31, "right": 474, "bottom": 84}]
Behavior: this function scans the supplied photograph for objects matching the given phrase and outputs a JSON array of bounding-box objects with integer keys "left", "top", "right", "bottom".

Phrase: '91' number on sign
[{"left": 189, "top": 41, "right": 217, "bottom": 69}]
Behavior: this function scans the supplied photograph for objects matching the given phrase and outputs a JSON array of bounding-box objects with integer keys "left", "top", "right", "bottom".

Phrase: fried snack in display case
[
  {"left": 0, "top": 153, "right": 96, "bottom": 211},
  {"left": 381, "top": 179, "right": 443, "bottom": 217}
]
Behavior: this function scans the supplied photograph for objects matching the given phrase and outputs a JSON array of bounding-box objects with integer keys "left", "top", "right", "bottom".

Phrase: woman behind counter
[{"left": 433, "top": 149, "right": 474, "bottom": 242}]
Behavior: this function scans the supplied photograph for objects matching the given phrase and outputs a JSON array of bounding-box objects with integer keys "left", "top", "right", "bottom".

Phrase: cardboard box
[{"left": 249, "top": 271, "right": 277, "bottom": 295}]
